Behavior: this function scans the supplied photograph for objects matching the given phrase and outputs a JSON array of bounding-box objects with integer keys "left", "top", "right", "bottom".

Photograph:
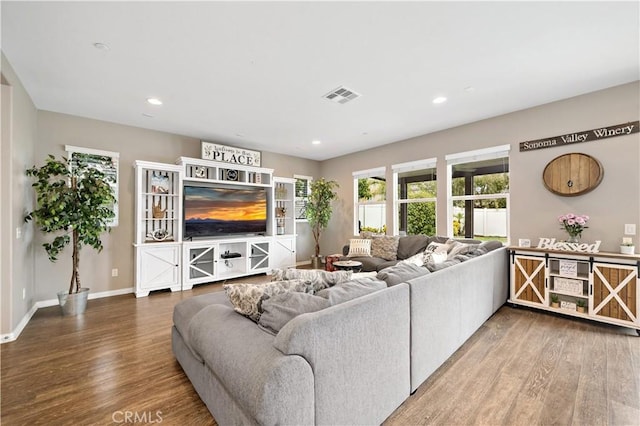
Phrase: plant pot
[
  {"left": 620, "top": 245, "right": 635, "bottom": 255},
  {"left": 310, "top": 255, "right": 324, "bottom": 270},
  {"left": 551, "top": 302, "right": 560, "bottom": 308},
  {"left": 57, "top": 288, "right": 90, "bottom": 316},
  {"left": 576, "top": 306, "right": 586, "bottom": 314}
]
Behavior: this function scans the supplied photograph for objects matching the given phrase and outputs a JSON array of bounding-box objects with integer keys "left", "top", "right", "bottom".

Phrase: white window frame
[
  {"left": 294, "top": 174, "right": 312, "bottom": 222},
  {"left": 353, "top": 166, "right": 386, "bottom": 235},
  {"left": 445, "top": 144, "right": 510, "bottom": 240},
  {"left": 65, "top": 145, "right": 119, "bottom": 227},
  {"left": 392, "top": 158, "right": 437, "bottom": 236}
]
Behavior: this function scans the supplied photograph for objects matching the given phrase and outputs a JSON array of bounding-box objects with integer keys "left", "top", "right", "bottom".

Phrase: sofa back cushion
[
  {"left": 258, "top": 292, "right": 331, "bottom": 334},
  {"left": 377, "top": 262, "right": 430, "bottom": 286},
  {"left": 371, "top": 235, "right": 400, "bottom": 261},
  {"left": 396, "top": 235, "right": 431, "bottom": 259},
  {"left": 315, "top": 278, "right": 387, "bottom": 305}
]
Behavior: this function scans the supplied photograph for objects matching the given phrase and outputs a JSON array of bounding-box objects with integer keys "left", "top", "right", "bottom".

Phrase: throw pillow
[
  {"left": 270, "top": 268, "right": 353, "bottom": 292},
  {"left": 402, "top": 252, "right": 425, "bottom": 267},
  {"left": 223, "top": 279, "right": 309, "bottom": 321},
  {"left": 258, "top": 292, "right": 330, "bottom": 334},
  {"left": 377, "top": 262, "right": 430, "bottom": 286},
  {"left": 315, "top": 278, "right": 387, "bottom": 305},
  {"left": 370, "top": 235, "right": 400, "bottom": 261},
  {"left": 347, "top": 238, "right": 372, "bottom": 257}
]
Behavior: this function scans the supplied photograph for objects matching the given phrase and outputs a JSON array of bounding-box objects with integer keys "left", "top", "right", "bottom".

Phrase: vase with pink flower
[{"left": 558, "top": 213, "right": 589, "bottom": 243}]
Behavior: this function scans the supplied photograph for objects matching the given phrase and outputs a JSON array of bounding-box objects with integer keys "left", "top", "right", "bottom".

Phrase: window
[
  {"left": 392, "top": 158, "right": 437, "bottom": 236},
  {"left": 446, "top": 145, "right": 510, "bottom": 242},
  {"left": 65, "top": 145, "right": 119, "bottom": 227},
  {"left": 353, "top": 167, "right": 386, "bottom": 234},
  {"left": 294, "top": 175, "right": 312, "bottom": 220}
]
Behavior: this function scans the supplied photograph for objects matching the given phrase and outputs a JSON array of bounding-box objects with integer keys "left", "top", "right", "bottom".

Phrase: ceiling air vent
[{"left": 323, "top": 86, "right": 361, "bottom": 104}]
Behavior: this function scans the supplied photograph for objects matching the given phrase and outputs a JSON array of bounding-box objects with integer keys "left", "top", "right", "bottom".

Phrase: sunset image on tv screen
[{"left": 184, "top": 186, "right": 267, "bottom": 237}]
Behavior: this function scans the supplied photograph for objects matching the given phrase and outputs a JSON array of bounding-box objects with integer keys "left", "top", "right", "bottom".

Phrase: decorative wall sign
[
  {"left": 537, "top": 238, "right": 601, "bottom": 253},
  {"left": 201, "top": 141, "right": 261, "bottom": 167},
  {"left": 543, "top": 153, "right": 603, "bottom": 196},
  {"left": 520, "top": 121, "right": 638, "bottom": 152}
]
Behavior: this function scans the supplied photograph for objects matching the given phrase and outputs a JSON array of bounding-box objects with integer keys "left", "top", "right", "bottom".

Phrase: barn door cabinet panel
[{"left": 509, "top": 247, "right": 640, "bottom": 334}]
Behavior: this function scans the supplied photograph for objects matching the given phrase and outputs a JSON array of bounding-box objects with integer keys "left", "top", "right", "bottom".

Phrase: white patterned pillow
[
  {"left": 270, "top": 268, "right": 353, "bottom": 292},
  {"left": 223, "top": 279, "right": 310, "bottom": 321},
  {"left": 347, "top": 238, "right": 372, "bottom": 257},
  {"left": 422, "top": 242, "right": 448, "bottom": 265}
]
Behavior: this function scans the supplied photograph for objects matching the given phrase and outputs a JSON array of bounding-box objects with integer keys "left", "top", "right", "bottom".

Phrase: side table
[{"left": 332, "top": 260, "right": 363, "bottom": 273}]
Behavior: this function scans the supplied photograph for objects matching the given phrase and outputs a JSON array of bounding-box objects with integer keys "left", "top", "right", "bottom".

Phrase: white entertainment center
[{"left": 133, "top": 157, "right": 297, "bottom": 297}]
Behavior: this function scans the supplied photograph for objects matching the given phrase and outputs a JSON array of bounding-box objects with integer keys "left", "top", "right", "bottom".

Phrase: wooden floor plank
[{"left": 2, "top": 278, "right": 639, "bottom": 426}]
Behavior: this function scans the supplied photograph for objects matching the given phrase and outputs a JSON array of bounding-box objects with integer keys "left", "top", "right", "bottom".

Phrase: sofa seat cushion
[
  {"left": 340, "top": 255, "right": 393, "bottom": 272},
  {"left": 188, "top": 304, "right": 314, "bottom": 425},
  {"left": 173, "top": 291, "right": 231, "bottom": 361}
]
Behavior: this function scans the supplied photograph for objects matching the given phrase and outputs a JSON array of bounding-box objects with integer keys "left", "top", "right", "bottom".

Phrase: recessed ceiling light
[
  {"left": 93, "top": 42, "right": 110, "bottom": 51},
  {"left": 432, "top": 96, "right": 447, "bottom": 104},
  {"left": 146, "top": 97, "right": 163, "bottom": 106},
  {"left": 312, "top": 140, "right": 321, "bottom": 145}
]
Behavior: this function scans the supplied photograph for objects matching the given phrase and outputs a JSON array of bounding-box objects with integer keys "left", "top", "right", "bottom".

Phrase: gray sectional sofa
[
  {"left": 172, "top": 243, "right": 508, "bottom": 425},
  {"left": 342, "top": 234, "right": 484, "bottom": 272}
]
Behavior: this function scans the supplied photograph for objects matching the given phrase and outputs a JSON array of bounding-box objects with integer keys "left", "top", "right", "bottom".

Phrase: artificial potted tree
[
  {"left": 25, "top": 154, "right": 116, "bottom": 315},
  {"left": 306, "top": 178, "right": 339, "bottom": 269}
]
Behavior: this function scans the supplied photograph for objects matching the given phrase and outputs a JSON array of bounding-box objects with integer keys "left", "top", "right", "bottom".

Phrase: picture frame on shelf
[{"left": 151, "top": 172, "right": 170, "bottom": 194}]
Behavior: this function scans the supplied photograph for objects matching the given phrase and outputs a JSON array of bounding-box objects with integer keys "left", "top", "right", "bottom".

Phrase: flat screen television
[{"left": 184, "top": 184, "right": 268, "bottom": 239}]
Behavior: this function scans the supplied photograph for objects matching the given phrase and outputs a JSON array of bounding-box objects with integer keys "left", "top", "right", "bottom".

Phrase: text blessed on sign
[
  {"left": 537, "top": 238, "right": 601, "bottom": 253},
  {"left": 520, "top": 121, "right": 638, "bottom": 152},
  {"left": 201, "top": 141, "right": 261, "bottom": 167}
]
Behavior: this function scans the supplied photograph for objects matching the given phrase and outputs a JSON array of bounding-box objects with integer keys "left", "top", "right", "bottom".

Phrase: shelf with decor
[
  {"left": 177, "top": 156, "right": 273, "bottom": 187},
  {"left": 508, "top": 246, "right": 640, "bottom": 334},
  {"left": 133, "top": 161, "right": 183, "bottom": 297}
]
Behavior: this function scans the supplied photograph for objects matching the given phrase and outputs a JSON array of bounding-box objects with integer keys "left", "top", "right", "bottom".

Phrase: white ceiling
[{"left": 2, "top": 1, "right": 639, "bottom": 161}]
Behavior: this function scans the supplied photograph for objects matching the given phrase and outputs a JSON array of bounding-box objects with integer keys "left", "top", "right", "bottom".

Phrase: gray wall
[
  {"left": 33, "top": 111, "right": 320, "bottom": 302},
  {"left": 319, "top": 81, "right": 640, "bottom": 256},
  {"left": 1, "top": 52, "right": 37, "bottom": 336}
]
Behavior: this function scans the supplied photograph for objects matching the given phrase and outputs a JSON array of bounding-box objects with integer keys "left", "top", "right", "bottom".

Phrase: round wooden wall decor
[{"left": 542, "top": 153, "right": 603, "bottom": 196}]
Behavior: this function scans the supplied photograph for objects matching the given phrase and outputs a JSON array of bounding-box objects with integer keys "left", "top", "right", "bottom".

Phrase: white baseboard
[
  {"left": 1, "top": 287, "right": 135, "bottom": 344},
  {"left": 0, "top": 303, "right": 38, "bottom": 344},
  {"left": 37, "top": 287, "right": 135, "bottom": 308},
  {"left": 296, "top": 260, "right": 311, "bottom": 266}
]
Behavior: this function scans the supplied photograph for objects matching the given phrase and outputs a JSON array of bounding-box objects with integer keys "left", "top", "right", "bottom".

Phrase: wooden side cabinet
[{"left": 509, "top": 247, "right": 640, "bottom": 334}]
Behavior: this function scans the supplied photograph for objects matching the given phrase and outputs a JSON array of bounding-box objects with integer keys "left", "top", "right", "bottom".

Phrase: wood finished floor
[{"left": 2, "top": 275, "right": 639, "bottom": 426}]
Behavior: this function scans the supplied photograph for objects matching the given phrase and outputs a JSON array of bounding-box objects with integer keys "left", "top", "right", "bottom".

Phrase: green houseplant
[
  {"left": 306, "top": 178, "right": 339, "bottom": 269},
  {"left": 25, "top": 154, "right": 116, "bottom": 315}
]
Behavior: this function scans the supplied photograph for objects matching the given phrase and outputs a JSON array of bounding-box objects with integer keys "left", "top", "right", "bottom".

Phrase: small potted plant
[
  {"left": 550, "top": 294, "right": 560, "bottom": 308},
  {"left": 306, "top": 178, "right": 339, "bottom": 269},
  {"left": 25, "top": 154, "right": 116, "bottom": 315},
  {"left": 576, "top": 299, "right": 586, "bottom": 314},
  {"left": 620, "top": 238, "right": 635, "bottom": 255}
]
